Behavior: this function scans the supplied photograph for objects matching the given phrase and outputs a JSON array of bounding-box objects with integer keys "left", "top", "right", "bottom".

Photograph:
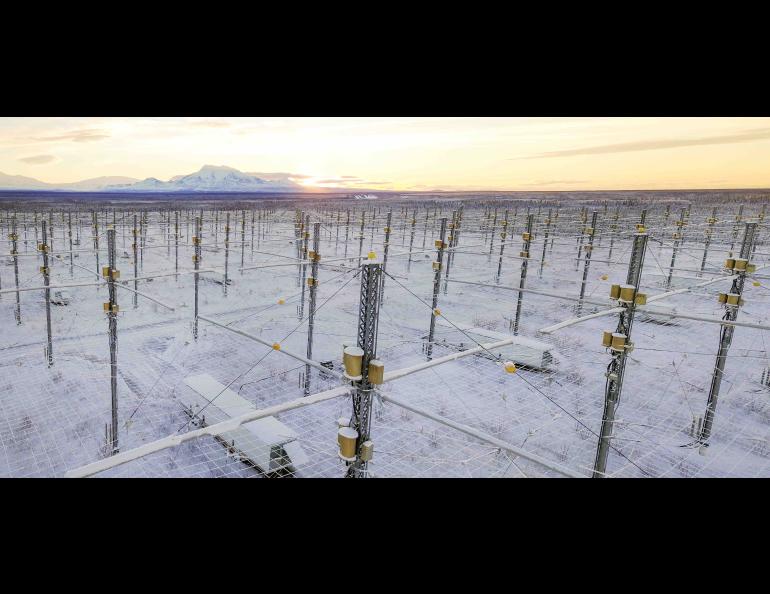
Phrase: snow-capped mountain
[
  {"left": 0, "top": 171, "right": 53, "bottom": 189},
  {"left": 173, "top": 165, "right": 269, "bottom": 190},
  {"left": 108, "top": 165, "right": 307, "bottom": 192},
  {"left": 61, "top": 176, "right": 140, "bottom": 190},
  {"left": 122, "top": 177, "right": 169, "bottom": 190},
  {"left": 0, "top": 172, "right": 140, "bottom": 191},
  {"left": 0, "top": 165, "right": 324, "bottom": 193}
]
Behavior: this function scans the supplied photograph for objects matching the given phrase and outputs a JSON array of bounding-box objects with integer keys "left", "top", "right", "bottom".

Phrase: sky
[{"left": 1, "top": 116, "right": 769, "bottom": 191}]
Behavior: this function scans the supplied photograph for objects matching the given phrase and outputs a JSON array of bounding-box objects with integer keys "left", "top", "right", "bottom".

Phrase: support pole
[
  {"left": 335, "top": 209, "right": 341, "bottom": 254},
  {"left": 139, "top": 211, "right": 144, "bottom": 271},
  {"left": 407, "top": 209, "right": 417, "bottom": 272},
  {"left": 576, "top": 211, "right": 598, "bottom": 316},
  {"left": 41, "top": 221, "right": 53, "bottom": 366},
  {"left": 175, "top": 210, "right": 179, "bottom": 281},
  {"left": 10, "top": 217, "right": 21, "bottom": 324},
  {"left": 68, "top": 212, "right": 74, "bottom": 277},
  {"left": 699, "top": 207, "right": 717, "bottom": 277},
  {"left": 666, "top": 209, "right": 686, "bottom": 288},
  {"left": 549, "top": 210, "right": 559, "bottom": 254},
  {"left": 251, "top": 209, "right": 255, "bottom": 260},
  {"left": 223, "top": 212, "right": 230, "bottom": 297},
  {"left": 240, "top": 209, "right": 246, "bottom": 272},
  {"left": 539, "top": 209, "right": 552, "bottom": 279},
  {"left": 729, "top": 204, "right": 744, "bottom": 254},
  {"left": 608, "top": 207, "right": 619, "bottom": 261},
  {"left": 344, "top": 209, "right": 350, "bottom": 259},
  {"left": 593, "top": 227, "right": 649, "bottom": 478},
  {"left": 442, "top": 210, "right": 457, "bottom": 295},
  {"left": 489, "top": 208, "right": 498, "bottom": 259},
  {"left": 132, "top": 215, "right": 138, "bottom": 308},
  {"left": 379, "top": 210, "right": 392, "bottom": 306},
  {"left": 92, "top": 211, "right": 100, "bottom": 288},
  {"left": 193, "top": 217, "right": 202, "bottom": 340},
  {"left": 357, "top": 211, "right": 366, "bottom": 267},
  {"left": 304, "top": 222, "right": 321, "bottom": 396},
  {"left": 495, "top": 210, "right": 509, "bottom": 284},
  {"left": 575, "top": 208, "right": 586, "bottom": 271},
  {"left": 512, "top": 213, "right": 534, "bottom": 335},
  {"left": 299, "top": 215, "right": 309, "bottom": 319},
  {"left": 106, "top": 227, "right": 119, "bottom": 455},
  {"left": 426, "top": 218, "right": 448, "bottom": 361},
  {"left": 698, "top": 222, "right": 757, "bottom": 445}
]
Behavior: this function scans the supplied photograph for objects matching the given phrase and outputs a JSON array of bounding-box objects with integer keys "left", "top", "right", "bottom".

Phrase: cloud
[
  {"left": 19, "top": 154, "right": 55, "bottom": 164},
  {"left": 34, "top": 128, "right": 110, "bottom": 143},
  {"left": 517, "top": 127, "right": 770, "bottom": 159}
]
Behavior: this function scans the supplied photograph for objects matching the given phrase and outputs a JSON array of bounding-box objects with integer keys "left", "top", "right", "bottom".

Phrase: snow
[{"left": 1, "top": 196, "right": 769, "bottom": 478}]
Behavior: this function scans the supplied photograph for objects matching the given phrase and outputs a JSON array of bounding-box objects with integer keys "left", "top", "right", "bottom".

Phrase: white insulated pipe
[{"left": 64, "top": 386, "right": 351, "bottom": 478}]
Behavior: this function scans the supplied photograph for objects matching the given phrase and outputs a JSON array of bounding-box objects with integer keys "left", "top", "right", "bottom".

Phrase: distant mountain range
[{"left": 0, "top": 165, "right": 334, "bottom": 193}]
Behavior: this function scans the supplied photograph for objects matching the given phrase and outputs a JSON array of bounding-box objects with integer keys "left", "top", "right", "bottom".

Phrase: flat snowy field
[{"left": 1, "top": 198, "right": 768, "bottom": 477}]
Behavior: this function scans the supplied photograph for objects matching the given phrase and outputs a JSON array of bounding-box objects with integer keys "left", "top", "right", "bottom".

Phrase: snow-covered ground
[{"left": 1, "top": 197, "right": 769, "bottom": 477}]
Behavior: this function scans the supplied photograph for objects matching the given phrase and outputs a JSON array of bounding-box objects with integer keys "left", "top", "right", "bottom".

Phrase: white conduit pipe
[
  {"left": 446, "top": 278, "right": 609, "bottom": 308},
  {"left": 636, "top": 307, "right": 770, "bottom": 331},
  {"left": 0, "top": 280, "right": 106, "bottom": 295},
  {"left": 116, "top": 284, "right": 176, "bottom": 311},
  {"left": 64, "top": 386, "right": 351, "bottom": 478},
  {"left": 540, "top": 308, "right": 624, "bottom": 334},
  {"left": 383, "top": 338, "right": 515, "bottom": 383},
  {"left": 380, "top": 393, "right": 584, "bottom": 478}
]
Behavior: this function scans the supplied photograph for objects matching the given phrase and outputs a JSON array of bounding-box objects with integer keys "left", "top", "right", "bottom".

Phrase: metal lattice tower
[
  {"left": 495, "top": 210, "right": 509, "bottom": 284},
  {"left": 443, "top": 210, "right": 457, "bottom": 295},
  {"left": 576, "top": 211, "right": 598, "bottom": 316},
  {"left": 539, "top": 209, "right": 552, "bottom": 278},
  {"left": 593, "top": 225, "right": 649, "bottom": 478},
  {"left": 512, "top": 213, "right": 534, "bottom": 335},
  {"left": 346, "top": 260, "right": 382, "bottom": 478},
  {"left": 699, "top": 207, "right": 717, "bottom": 277},
  {"left": 92, "top": 211, "right": 100, "bottom": 286},
  {"left": 666, "top": 209, "right": 686, "bottom": 288},
  {"left": 698, "top": 221, "right": 758, "bottom": 445}
]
